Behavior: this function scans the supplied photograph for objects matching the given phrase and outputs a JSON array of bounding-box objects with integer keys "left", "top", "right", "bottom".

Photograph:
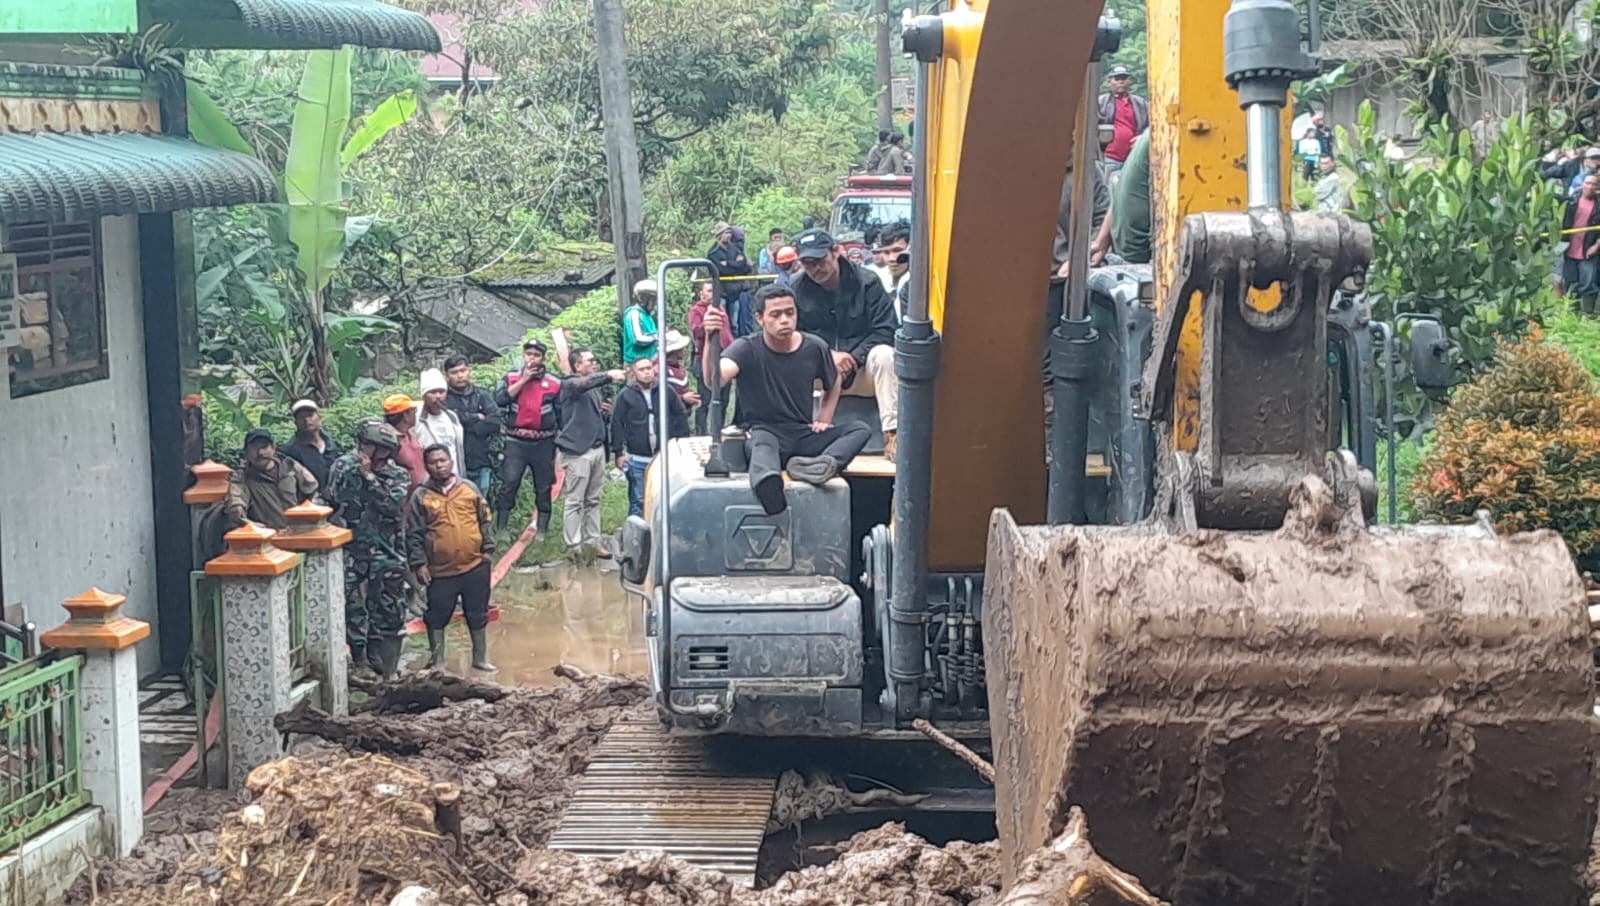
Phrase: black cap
[
  {"left": 1108, "top": 65, "right": 1131, "bottom": 78},
  {"left": 793, "top": 229, "right": 836, "bottom": 260},
  {"left": 243, "top": 428, "right": 275, "bottom": 450}
]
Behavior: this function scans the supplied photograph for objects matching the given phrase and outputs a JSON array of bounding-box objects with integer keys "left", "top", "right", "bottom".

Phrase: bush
[
  {"left": 1545, "top": 301, "right": 1600, "bottom": 379},
  {"left": 1411, "top": 333, "right": 1600, "bottom": 558}
]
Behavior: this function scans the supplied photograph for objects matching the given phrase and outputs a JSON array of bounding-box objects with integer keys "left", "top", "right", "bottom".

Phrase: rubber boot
[
  {"left": 349, "top": 643, "right": 379, "bottom": 684},
  {"left": 536, "top": 510, "right": 552, "bottom": 536},
  {"left": 426, "top": 629, "right": 447, "bottom": 669},
  {"left": 493, "top": 509, "right": 509, "bottom": 535},
  {"left": 372, "top": 636, "right": 403, "bottom": 680},
  {"left": 470, "top": 627, "right": 497, "bottom": 672}
]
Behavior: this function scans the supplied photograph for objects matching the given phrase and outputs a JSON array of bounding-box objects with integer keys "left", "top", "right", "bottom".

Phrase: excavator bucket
[{"left": 983, "top": 495, "right": 1597, "bottom": 905}]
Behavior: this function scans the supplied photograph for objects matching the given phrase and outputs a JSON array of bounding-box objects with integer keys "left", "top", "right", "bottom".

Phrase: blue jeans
[
  {"left": 625, "top": 457, "right": 650, "bottom": 517},
  {"left": 470, "top": 467, "right": 493, "bottom": 497}
]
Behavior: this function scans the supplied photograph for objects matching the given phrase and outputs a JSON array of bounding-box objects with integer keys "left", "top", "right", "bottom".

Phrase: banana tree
[{"left": 284, "top": 47, "right": 418, "bottom": 402}]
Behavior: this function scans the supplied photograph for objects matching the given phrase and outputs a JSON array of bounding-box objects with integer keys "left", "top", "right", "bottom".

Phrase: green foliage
[
  {"left": 1375, "top": 434, "right": 1424, "bottom": 524},
  {"left": 1546, "top": 302, "right": 1600, "bottom": 379},
  {"left": 733, "top": 187, "right": 819, "bottom": 242},
  {"left": 1340, "top": 102, "right": 1562, "bottom": 388},
  {"left": 1102, "top": 0, "right": 1147, "bottom": 91},
  {"left": 286, "top": 47, "right": 355, "bottom": 302},
  {"left": 481, "top": 0, "right": 836, "bottom": 148},
  {"left": 1411, "top": 334, "right": 1600, "bottom": 559}
]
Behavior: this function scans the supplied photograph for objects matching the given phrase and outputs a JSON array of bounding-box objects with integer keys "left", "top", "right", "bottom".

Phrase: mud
[
  {"left": 983, "top": 509, "right": 1597, "bottom": 905},
  {"left": 77, "top": 670, "right": 650, "bottom": 905},
  {"left": 434, "top": 565, "right": 648, "bottom": 685},
  {"left": 507, "top": 823, "right": 1001, "bottom": 906}
]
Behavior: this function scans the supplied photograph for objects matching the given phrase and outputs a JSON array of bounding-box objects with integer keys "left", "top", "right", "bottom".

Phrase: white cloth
[{"left": 413, "top": 406, "right": 464, "bottom": 474}]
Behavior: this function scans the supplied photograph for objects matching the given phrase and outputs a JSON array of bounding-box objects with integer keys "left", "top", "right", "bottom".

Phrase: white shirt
[{"left": 413, "top": 405, "right": 464, "bottom": 475}]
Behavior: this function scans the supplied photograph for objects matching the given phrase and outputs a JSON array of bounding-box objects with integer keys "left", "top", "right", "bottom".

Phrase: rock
[{"left": 389, "top": 886, "right": 440, "bottom": 906}]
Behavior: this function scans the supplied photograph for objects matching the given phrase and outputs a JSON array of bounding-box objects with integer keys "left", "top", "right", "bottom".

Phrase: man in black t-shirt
[{"left": 702, "top": 284, "right": 872, "bottom": 515}]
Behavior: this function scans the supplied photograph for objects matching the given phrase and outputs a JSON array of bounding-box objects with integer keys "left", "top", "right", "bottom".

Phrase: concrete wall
[
  {"left": 1322, "top": 56, "right": 1530, "bottom": 144},
  {"left": 0, "top": 215, "right": 161, "bottom": 677}
]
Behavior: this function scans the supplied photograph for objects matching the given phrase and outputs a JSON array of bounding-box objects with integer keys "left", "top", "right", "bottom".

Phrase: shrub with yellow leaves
[{"left": 1412, "top": 331, "right": 1600, "bottom": 559}]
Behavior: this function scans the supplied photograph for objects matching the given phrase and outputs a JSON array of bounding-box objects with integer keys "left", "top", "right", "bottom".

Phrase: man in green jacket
[
  {"left": 621, "top": 279, "right": 659, "bottom": 364},
  {"left": 1110, "top": 129, "right": 1152, "bottom": 265}
]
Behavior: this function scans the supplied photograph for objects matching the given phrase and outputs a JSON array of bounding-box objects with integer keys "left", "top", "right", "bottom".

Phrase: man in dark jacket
[
  {"left": 494, "top": 339, "right": 564, "bottom": 535},
  {"left": 709, "top": 221, "right": 754, "bottom": 336},
  {"left": 554, "top": 346, "right": 625, "bottom": 555},
  {"left": 1563, "top": 174, "right": 1600, "bottom": 312},
  {"left": 224, "top": 428, "right": 319, "bottom": 531},
  {"left": 442, "top": 356, "right": 501, "bottom": 496},
  {"left": 789, "top": 229, "right": 900, "bottom": 458},
  {"left": 1098, "top": 65, "right": 1150, "bottom": 170},
  {"left": 610, "top": 355, "right": 690, "bottom": 517},
  {"left": 280, "top": 399, "right": 342, "bottom": 487}
]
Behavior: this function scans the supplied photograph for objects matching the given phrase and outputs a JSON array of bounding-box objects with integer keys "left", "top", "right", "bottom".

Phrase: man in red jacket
[{"left": 493, "top": 339, "right": 564, "bottom": 535}]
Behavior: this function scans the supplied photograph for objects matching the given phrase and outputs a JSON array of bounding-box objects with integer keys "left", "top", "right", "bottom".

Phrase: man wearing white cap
[
  {"left": 622, "top": 280, "right": 659, "bottom": 365},
  {"left": 662, "top": 329, "right": 699, "bottom": 409},
  {"left": 414, "top": 368, "right": 464, "bottom": 476},
  {"left": 281, "top": 398, "right": 342, "bottom": 487}
]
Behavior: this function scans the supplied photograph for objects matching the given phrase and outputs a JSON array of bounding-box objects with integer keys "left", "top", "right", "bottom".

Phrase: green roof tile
[{"left": 0, "top": 132, "right": 278, "bottom": 223}]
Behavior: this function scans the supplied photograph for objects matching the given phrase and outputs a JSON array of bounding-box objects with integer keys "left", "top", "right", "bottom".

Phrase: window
[
  {"left": 5, "top": 221, "right": 108, "bottom": 398},
  {"left": 829, "top": 196, "right": 913, "bottom": 246}
]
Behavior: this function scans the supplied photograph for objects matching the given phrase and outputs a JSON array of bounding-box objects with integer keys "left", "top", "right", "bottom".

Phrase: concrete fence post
[
  {"left": 204, "top": 522, "right": 297, "bottom": 788},
  {"left": 274, "top": 502, "right": 352, "bottom": 716},
  {"left": 183, "top": 460, "right": 232, "bottom": 567},
  {"left": 40, "top": 588, "right": 150, "bottom": 858}
]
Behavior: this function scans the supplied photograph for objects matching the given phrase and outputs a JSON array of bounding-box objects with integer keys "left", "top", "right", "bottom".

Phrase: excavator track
[{"left": 549, "top": 714, "right": 777, "bottom": 887}]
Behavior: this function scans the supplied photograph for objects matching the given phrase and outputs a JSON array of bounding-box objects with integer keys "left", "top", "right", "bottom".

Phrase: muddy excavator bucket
[{"left": 983, "top": 494, "right": 1597, "bottom": 905}]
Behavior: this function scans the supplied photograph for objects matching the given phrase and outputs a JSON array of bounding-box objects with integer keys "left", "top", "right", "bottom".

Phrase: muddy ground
[
  {"left": 72, "top": 667, "right": 1600, "bottom": 906},
  {"left": 71, "top": 670, "right": 1024, "bottom": 906}
]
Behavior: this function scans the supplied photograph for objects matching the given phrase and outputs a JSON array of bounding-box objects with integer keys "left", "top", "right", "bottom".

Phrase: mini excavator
[{"left": 557, "top": 0, "right": 1598, "bottom": 901}]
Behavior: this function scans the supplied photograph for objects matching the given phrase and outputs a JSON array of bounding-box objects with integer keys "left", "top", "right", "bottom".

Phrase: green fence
[{"left": 0, "top": 654, "right": 84, "bottom": 853}]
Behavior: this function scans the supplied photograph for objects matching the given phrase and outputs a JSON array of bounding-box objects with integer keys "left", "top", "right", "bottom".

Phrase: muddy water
[{"left": 423, "top": 562, "right": 649, "bottom": 686}]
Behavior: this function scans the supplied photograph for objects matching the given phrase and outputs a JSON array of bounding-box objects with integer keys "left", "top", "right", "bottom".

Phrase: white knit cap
[{"left": 420, "top": 368, "right": 447, "bottom": 394}]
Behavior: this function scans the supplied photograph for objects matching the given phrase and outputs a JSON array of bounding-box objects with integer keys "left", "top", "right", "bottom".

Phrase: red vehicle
[{"left": 829, "top": 174, "right": 912, "bottom": 252}]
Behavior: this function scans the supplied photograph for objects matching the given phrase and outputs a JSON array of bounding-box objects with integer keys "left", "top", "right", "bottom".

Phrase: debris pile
[
  {"left": 105, "top": 753, "right": 478, "bottom": 906},
  {"left": 80, "top": 668, "right": 1169, "bottom": 906},
  {"left": 80, "top": 668, "right": 648, "bottom": 905}
]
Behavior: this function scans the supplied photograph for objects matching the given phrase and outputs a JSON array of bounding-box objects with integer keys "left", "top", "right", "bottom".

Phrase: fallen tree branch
[
  {"left": 913, "top": 718, "right": 995, "bottom": 784},
  {"left": 355, "top": 672, "right": 509, "bottom": 716},
  {"left": 275, "top": 699, "right": 427, "bottom": 755}
]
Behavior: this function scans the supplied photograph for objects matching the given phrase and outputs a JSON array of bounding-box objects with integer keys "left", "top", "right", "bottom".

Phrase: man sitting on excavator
[
  {"left": 701, "top": 284, "right": 871, "bottom": 516},
  {"left": 788, "top": 229, "right": 900, "bottom": 459}
]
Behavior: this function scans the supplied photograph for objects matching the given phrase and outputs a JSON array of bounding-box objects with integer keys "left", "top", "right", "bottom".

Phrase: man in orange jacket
[{"left": 405, "top": 444, "right": 497, "bottom": 671}]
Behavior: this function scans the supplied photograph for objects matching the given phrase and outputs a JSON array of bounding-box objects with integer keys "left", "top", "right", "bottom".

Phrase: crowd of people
[{"left": 1541, "top": 141, "right": 1600, "bottom": 314}]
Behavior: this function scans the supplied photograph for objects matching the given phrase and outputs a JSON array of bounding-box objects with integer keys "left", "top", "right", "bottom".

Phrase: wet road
[{"left": 424, "top": 562, "right": 649, "bottom": 685}]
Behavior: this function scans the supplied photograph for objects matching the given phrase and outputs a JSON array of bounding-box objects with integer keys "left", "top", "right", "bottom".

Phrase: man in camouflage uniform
[{"left": 320, "top": 419, "right": 413, "bottom": 680}]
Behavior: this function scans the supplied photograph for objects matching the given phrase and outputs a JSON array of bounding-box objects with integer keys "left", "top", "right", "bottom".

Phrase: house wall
[
  {"left": 0, "top": 215, "right": 161, "bottom": 678},
  {"left": 1323, "top": 57, "right": 1529, "bottom": 144}
]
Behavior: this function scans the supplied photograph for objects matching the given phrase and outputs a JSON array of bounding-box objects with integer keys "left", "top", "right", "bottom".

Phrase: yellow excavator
[{"left": 563, "top": 0, "right": 1597, "bottom": 900}]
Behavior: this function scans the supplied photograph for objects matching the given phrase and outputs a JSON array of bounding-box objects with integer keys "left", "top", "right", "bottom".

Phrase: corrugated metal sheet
[
  {"left": 231, "top": 0, "right": 442, "bottom": 51},
  {"left": 0, "top": 133, "right": 278, "bottom": 224},
  {"left": 485, "top": 260, "right": 616, "bottom": 290},
  {"left": 413, "top": 282, "right": 543, "bottom": 355}
]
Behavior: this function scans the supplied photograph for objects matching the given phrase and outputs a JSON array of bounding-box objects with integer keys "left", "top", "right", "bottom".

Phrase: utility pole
[
  {"left": 593, "top": 0, "right": 648, "bottom": 310},
  {"left": 874, "top": 0, "right": 893, "bottom": 131}
]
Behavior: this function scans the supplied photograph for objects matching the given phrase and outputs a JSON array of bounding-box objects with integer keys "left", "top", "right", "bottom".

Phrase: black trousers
[
  {"left": 497, "top": 436, "right": 556, "bottom": 516},
  {"left": 748, "top": 422, "right": 872, "bottom": 489},
  {"left": 424, "top": 559, "right": 491, "bottom": 631}
]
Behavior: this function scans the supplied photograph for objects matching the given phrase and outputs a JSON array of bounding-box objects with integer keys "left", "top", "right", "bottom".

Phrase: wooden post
[
  {"left": 42, "top": 589, "right": 150, "bottom": 858},
  {"left": 592, "top": 0, "right": 649, "bottom": 309}
]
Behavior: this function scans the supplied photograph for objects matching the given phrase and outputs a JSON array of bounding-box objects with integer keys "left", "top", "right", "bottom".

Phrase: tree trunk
[
  {"left": 593, "top": 0, "right": 650, "bottom": 312},
  {"left": 307, "top": 289, "right": 335, "bottom": 405},
  {"left": 874, "top": 0, "right": 894, "bottom": 133}
]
